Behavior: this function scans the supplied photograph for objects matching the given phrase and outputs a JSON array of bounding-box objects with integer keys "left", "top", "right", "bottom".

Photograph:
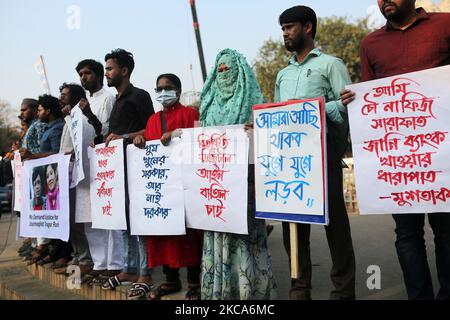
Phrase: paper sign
[{"left": 347, "top": 65, "right": 450, "bottom": 214}]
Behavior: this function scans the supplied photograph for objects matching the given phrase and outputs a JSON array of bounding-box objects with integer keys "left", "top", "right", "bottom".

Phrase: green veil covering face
[{"left": 199, "top": 48, "right": 264, "bottom": 127}]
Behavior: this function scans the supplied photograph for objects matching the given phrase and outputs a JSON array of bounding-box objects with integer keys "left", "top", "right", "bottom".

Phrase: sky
[{"left": 0, "top": 0, "right": 394, "bottom": 112}]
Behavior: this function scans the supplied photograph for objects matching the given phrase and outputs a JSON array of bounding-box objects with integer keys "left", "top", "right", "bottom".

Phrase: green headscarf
[{"left": 200, "top": 48, "right": 264, "bottom": 127}]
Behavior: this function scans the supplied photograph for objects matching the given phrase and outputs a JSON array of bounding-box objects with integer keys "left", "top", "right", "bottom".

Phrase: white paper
[
  {"left": 347, "top": 65, "right": 450, "bottom": 214},
  {"left": 69, "top": 104, "right": 85, "bottom": 187},
  {"left": 180, "top": 125, "right": 249, "bottom": 235},
  {"left": 88, "top": 139, "right": 127, "bottom": 230},
  {"left": 13, "top": 151, "right": 22, "bottom": 211},
  {"left": 19, "top": 154, "right": 71, "bottom": 241},
  {"left": 253, "top": 99, "right": 328, "bottom": 225},
  {"left": 127, "top": 140, "right": 186, "bottom": 235}
]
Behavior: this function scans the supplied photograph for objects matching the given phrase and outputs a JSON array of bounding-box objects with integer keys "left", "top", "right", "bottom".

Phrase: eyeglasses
[{"left": 155, "top": 86, "right": 177, "bottom": 93}]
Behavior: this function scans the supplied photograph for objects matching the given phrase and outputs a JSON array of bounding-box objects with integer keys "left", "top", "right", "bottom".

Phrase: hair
[
  {"left": 21, "top": 98, "right": 39, "bottom": 110},
  {"left": 59, "top": 83, "right": 86, "bottom": 107},
  {"left": 279, "top": 5, "right": 317, "bottom": 39},
  {"left": 75, "top": 59, "right": 104, "bottom": 85},
  {"left": 46, "top": 163, "right": 58, "bottom": 179},
  {"left": 32, "top": 167, "right": 43, "bottom": 183},
  {"left": 157, "top": 73, "right": 182, "bottom": 91},
  {"left": 104, "top": 48, "right": 135, "bottom": 76},
  {"left": 38, "top": 94, "right": 63, "bottom": 118}
]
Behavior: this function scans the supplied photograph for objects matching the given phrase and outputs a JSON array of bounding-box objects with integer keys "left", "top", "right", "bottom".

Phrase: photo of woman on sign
[{"left": 45, "top": 163, "right": 60, "bottom": 210}]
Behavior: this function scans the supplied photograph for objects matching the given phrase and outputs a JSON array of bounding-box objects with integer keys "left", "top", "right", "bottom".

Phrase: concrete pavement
[{"left": 0, "top": 211, "right": 441, "bottom": 300}]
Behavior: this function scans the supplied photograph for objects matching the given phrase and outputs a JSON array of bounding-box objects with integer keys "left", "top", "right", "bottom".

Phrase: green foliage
[
  {"left": 316, "top": 17, "right": 371, "bottom": 84},
  {"left": 253, "top": 38, "right": 291, "bottom": 103},
  {"left": 253, "top": 17, "right": 371, "bottom": 102}
]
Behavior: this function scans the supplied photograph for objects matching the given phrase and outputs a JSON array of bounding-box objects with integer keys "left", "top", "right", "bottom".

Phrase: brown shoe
[{"left": 53, "top": 266, "right": 68, "bottom": 275}]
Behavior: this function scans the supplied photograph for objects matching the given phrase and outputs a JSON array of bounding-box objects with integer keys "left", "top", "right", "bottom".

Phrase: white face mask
[{"left": 156, "top": 90, "right": 178, "bottom": 107}]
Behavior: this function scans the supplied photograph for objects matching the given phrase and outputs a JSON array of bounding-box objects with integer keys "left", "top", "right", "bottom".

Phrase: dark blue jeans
[{"left": 393, "top": 213, "right": 450, "bottom": 300}]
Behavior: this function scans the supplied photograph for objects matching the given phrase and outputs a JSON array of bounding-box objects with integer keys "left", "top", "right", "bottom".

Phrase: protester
[
  {"left": 19, "top": 98, "right": 47, "bottom": 155},
  {"left": 133, "top": 73, "right": 202, "bottom": 300},
  {"left": 341, "top": 0, "right": 450, "bottom": 300},
  {"left": 50, "top": 83, "right": 94, "bottom": 276},
  {"left": 276, "top": 5, "right": 356, "bottom": 300},
  {"left": 101, "top": 48, "right": 155, "bottom": 290},
  {"left": 199, "top": 48, "right": 277, "bottom": 300},
  {"left": 74, "top": 59, "right": 121, "bottom": 284},
  {"left": 21, "top": 94, "right": 64, "bottom": 265}
]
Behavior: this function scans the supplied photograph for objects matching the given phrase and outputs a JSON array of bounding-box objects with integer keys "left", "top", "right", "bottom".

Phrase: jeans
[
  {"left": 122, "top": 231, "right": 152, "bottom": 276},
  {"left": 393, "top": 213, "right": 450, "bottom": 300}
]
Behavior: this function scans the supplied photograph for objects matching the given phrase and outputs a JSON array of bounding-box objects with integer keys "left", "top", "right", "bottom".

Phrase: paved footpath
[{"left": 0, "top": 211, "right": 440, "bottom": 300}]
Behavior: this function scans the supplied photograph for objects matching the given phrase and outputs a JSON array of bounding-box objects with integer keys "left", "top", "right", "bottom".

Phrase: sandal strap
[{"left": 107, "top": 275, "right": 121, "bottom": 289}]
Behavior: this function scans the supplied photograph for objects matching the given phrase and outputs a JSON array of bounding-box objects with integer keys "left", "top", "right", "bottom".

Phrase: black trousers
[
  {"left": 163, "top": 264, "right": 201, "bottom": 285},
  {"left": 282, "top": 156, "right": 356, "bottom": 299}
]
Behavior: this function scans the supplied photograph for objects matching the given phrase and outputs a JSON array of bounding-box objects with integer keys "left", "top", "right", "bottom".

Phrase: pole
[
  {"left": 189, "top": 0, "right": 207, "bottom": 83},
  {"left": 39, "top": 55, "right": 51, "bottom": 94},
  {"left": 290, "top": 223, "right": 299, "bottom": 279}
]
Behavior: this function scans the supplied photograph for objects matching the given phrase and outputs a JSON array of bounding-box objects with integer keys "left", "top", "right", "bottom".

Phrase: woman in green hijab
[{"left": 200, "top": 48, "right": 277, "bottom": 300}]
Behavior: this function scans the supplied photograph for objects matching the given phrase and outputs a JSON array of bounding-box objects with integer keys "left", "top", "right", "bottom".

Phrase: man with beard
[
  {"left": 100, "top": 49, "right": 154, "bottom": 291},
  {"left": 74, "top": 59, "right": 124, "bottom": 284},
  {"left": 18, "top": 98, "right": 47, "bottom": 155},
  {"left": 341, "top": 0, "right": 450, "bottom": 300},
  {"left": 275, "top": 5, "right": 356, "bottom": 300}
]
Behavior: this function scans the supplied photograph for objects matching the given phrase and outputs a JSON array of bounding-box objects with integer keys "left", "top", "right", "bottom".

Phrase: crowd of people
[{"left": 8, "top": 1, "right": 450, "bottom": 300}]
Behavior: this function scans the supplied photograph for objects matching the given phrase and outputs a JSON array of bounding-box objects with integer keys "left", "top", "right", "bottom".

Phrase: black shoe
[{"left": 289, "top": 288, "right": 311, "bottom": 300}]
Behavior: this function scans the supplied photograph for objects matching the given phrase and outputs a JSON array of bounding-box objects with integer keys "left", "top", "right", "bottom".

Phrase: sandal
[
  {"left": 36, "top": 255, "right": 53, "bottom": 266},
  {"left": 185, "top": 284, "right": 201, "bottom": 300},
  {"left": 149, "top": 281, "right": 182, "bottom": 300},
  {"left": 89, "top": 270, "right": 120, "bottom": 286},
  {"left": 128, "top": 282, "right": 153, "bottom": 300},
  {"left": 51, "top": 258, "right": 68, "bottom": 269},
  {"left": 82, "top": 269, "right": 106, "bottom": 285},
  {"left": 101, "top": 275, "right": 132, "bottom": 290}
]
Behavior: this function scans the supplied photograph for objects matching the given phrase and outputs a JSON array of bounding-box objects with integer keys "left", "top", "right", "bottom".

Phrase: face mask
[{"left": 156, "top": 90, "right": 178, "bottom": 107}]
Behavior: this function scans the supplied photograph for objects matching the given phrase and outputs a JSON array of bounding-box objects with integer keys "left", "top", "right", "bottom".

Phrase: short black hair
[
  {"left": 38, "top": 94, "right": 63, "bottom": 118},
  {"left": 21, "top": 98, "right": 39, "bottom": 109},
  {"left": 104, "top": 48, "right": 135, "bottom": 77},
  {"left": 59, "top": 83, "right": 86, "bottom": 107},
  {"left": 32, "top": 166, "right": 43, "bottom": 184},
  {"left": 279, "top": 5, "right": 317, "bottom": 39},
  {"left": 157, "top": 73, "right": 182, "bottom": 91},
  {"left": 76, "top": 59, "right": 104, "bottom": 85}
]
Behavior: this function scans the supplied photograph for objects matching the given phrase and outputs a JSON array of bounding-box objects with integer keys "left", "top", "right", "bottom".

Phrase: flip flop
[{"left": 102, "top": 275, "right": 132, "bottom": 290}]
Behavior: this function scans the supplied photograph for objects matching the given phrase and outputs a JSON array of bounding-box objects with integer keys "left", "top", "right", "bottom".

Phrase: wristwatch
[{"left": 122, "top": 133, "right": 130, "bottom": 140}]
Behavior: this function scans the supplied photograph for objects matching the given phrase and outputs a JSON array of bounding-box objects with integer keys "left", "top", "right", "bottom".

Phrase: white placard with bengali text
[
  {"left": 88, "top": 139, "right": 127, "bottom": 229},
  {"left": 69, "top": 104, "right": 86, "bottom": 188},
  {"left": 127, "top": 140, "right": 186, "bottom": 235},
  {"left": 347, "top": 65, "right": 450, "bottom": 214},
  {"left": 253, "top": 99, "right": 328, "bottom": 225},
  {"left": 181, "top": 125, "right": 249, "bottom": 234},
  {"left": 13, "top": 151, "right": 22, "bottom": 211}
]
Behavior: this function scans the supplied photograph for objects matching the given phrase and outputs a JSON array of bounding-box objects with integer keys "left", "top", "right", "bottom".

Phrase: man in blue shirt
[
  {"left": 276, "top": 5, "right": 356, "bottom": 300},
  {"left": 20, "top": 95, "right": 64, "bottom": 159},
  {"left": 19, "top": 98, "right": 47, "bottom": 155}
]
